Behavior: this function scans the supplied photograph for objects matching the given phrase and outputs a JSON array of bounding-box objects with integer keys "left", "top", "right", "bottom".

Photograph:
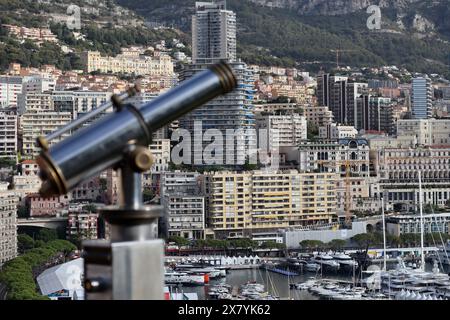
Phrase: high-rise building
[
  {"left": 192, "top": 1, "right": 236, "bottom": 64},
  {"left": 161, "top": 172, "right": 205, "bottom": 239},
  {"left": 346, "top": 82, "right": 368, "bottom": 127},
  {"left": 316, "top": 74, "right": 349, "bottom": 124},
  {"left": 0, "top": 182, "right": 18, "bottom": 266},
  {"left": 329, "top": 76, "right": 348, "bottom": 124},
  {"left": 412, "top": 76, "right": 432, "bottom": 119},
  {"left": 0, "top": 110, "right": 18, "bottom": 159},
  {"left": 317, "top": 73, "right": 330, "bottom": 107},
  {"left": 256, "top": 113, "right": 307, "bottom": 148},
  {"left": 357, "top": 95, "right": 394, "bottom": 134}
]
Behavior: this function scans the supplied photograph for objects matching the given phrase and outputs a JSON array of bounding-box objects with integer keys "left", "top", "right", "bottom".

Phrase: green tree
[
  {"left": 307, "top": 121, "right": 319, "bottom": 139},
  {"left": 143, "top": 188, "right": 154, "bottom": 203},
  {"left": 327, "top": 239, "right": 347, "bottom": 250},
  {"left": 17, "top": 234, "right": 34, "bottom": 253},
  {"left": 351, "top": 233, "right": 376, "bottom": 248},
  {"left": 168, "top": 236, "right": 190, "bottom": 247},
  {"left": 36, "top": 229, "right": 58, "bottom": 242},
  {"left": 299, "top": 240, "right": 324, "bottom": 251}
]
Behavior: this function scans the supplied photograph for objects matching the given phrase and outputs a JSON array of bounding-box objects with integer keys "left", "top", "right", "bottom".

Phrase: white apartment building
[
  {"left": 142, "top": 139, "right": 171, "bottom": 189},
  {"left": 51, "top": 91, "right": 112, "bottom": 120},
  {"left": 304, "top": 105, "right": 334, "bottom": 127},
  {"left": 161, "top": 171, "right": 205, "bottom": 239},
  {"left": 165, "top": 195, "right": 205, "bottom": 239},
  {"left": 192, "top": 1, "right": 237, "bottom": 63},
  {"left": 256, "top": 113, "right": 307, "bottom": 148},
  {"left": 397, "top": 119, "right": 450, "bottom": 146},
  {"left": 23, "top": 76, "right": 56, "bottom": 93},
  {"left": 67, "top": 211, "right": 99, "bottom": 240},
  {"left": 21, "top": 112, "right": 72, "bottom": 158},
  {"left": 319, "top": 123, "right": 358, "bottom": 139},
  {"left": 18, "top": 92, "right": 54, "bottom": 114},
  {"left": 298, "top": 139, "right": 370, "bottom": 175},
  {"left": 0, "top": 182, "right": 18, "bottom": 266},
  {"left": 81, "top": 51, "right": 174, "bottom": 76},
  {"left": 0, "top": 110, "right": 17, "bottom": 158},
  {"left": 0, "top": 76, "right": 24, "bottom": 108}
]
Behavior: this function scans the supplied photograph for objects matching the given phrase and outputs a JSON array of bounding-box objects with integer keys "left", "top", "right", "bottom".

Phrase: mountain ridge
[{"left": 117, "top": 0, "right": 450, "bottom": 79}]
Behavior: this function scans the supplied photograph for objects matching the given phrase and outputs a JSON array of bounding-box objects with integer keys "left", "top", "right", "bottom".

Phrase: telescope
[{"left": 35, "top": 62, "right": 237, "bottom": 299}]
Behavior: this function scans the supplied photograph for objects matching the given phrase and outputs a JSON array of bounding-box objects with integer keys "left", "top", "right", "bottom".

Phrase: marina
[{"left": 164, "top": 258, "right": 450, "bottom": 300}]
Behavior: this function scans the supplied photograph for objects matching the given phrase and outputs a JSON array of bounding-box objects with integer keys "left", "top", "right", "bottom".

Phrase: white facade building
[
  {"left": 21, "top": 112, "right": 72, "bottom": 158},
  {"left": 0, "top": 110, "right": 17, "bottom": 158},
  {"left": 0, "top": 182, "right": 18, "bottom": 266},
  {"left": 256, "top": 113, "right": 307, "bottom": 148}
]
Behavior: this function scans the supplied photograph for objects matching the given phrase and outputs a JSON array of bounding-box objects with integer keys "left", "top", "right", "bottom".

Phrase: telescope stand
[{"left": 82, "top": 145, "right": 165, "bottom": 300}]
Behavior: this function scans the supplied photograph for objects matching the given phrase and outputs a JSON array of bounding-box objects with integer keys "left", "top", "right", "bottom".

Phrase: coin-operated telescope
[{"left": 36, "top": 62, "right": 236, "bottom": 299}]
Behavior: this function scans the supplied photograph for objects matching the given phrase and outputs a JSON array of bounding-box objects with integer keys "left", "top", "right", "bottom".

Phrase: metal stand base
[{"left": 83, "top": 146, "right": 165, "bottom": 300}]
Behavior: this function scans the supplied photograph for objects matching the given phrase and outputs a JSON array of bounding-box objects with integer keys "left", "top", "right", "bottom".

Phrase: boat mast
[
  {"left": 418, "top": 171, "right": 425, "bottom": 271},
  {"left": 381, "top": 197, "right": 387, "bottom": 271}
]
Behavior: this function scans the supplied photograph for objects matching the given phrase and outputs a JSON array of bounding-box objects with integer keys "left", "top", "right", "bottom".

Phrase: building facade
[
  {"left": 256, "top": 113, "right": 307, "bottom": 148},
  {"left": 81, "top": 51, "right": 174, "bottom": 76},
  {"left": 21, "top": 112, "right": 72, "bottom": 158},
  {"left": 203, "top": 170, "right": 337, "bottom": 238},
  {"left": 0, "top": 110, "right": 17, "bottom": 158},
  {"left": 412, "top": 76, "right": 432, "bottom": 119},
  {"left": 386, "top": 212, "right": 450, "bottom": 236},
  {"left": 374, "top": 146, "right": 450, "bottom": 211},
  {"left": 192, "top": 1, "right": 237, "bottom": 63},
  {"left": 161, "top": 171, "right": 205, "bottom": 239},
  {"left": 0, "top": 182, "right": 18, "bottom": 266}
]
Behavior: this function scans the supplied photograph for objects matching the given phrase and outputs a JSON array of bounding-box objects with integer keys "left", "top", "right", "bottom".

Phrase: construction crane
[{"left": 330, "top": 49, "right": 355, "bottom": 69}]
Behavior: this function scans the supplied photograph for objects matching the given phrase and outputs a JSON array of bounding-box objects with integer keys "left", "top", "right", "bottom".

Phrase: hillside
[
  {"left": 117, "top": 0, "right": 450, "bottom": 78},
  {"left": 0, "top": 0, "right": 186, "bottom": 71}
]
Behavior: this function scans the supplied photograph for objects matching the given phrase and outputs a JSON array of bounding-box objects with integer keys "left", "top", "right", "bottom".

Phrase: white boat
[
  {"left": 187, "top": 268, "right": 224, "bottom": 279},
  {"left": 312, "top": 254, "right": 340, "bottom": 269},
  {"left": 165, "top": 271, "right": 205, "bottom": 286},
  {"left": 305, "top": 262, "right": 321, "bottom": 272},
  {"left": 332, "top": 253, "right": 358, "bottom": 268}
]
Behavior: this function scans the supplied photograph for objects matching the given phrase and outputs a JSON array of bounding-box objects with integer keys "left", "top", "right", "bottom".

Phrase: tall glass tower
[{"left": 412, "top": 77, "right": 432, "bottom": 119}]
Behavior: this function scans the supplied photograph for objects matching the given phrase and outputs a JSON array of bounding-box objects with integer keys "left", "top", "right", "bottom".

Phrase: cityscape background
[{"left": 0, "top": 0, "right": 450, "bottom": 301}]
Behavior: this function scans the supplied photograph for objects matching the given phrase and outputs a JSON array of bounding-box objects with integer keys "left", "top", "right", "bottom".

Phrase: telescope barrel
[
  {"left": 44, "top": 87, "right": 140, "bottom": 142},
  {"left": 37, "top": 62, "right": 236, "bottom": 197}
]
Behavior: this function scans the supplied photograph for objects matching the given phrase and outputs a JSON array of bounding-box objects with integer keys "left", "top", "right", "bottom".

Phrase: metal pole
[
  {"left": 382, "top": 197, "right": 387, "bottom": 271},
  {"left": 418, "top": 171, "right": 425, "bottom": 271}
]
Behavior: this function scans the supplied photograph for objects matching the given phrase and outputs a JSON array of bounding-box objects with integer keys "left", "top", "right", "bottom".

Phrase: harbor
[{"left": 164, "top": 255, "right": 450, "bottom": 300}]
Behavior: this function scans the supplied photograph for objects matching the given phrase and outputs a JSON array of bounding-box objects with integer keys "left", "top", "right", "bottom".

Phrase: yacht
[
  {"left": 312, "top": 254, "right": 340, "bottom": 270},
  {"left": 332, "top": 253, "right": 358, "bottom": 268},
  {"left": 305, "top": 262, "right": 321, "bottom": 272},
  {"left": 165, "top": 271, "right": 205, "bottom": 286}
]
